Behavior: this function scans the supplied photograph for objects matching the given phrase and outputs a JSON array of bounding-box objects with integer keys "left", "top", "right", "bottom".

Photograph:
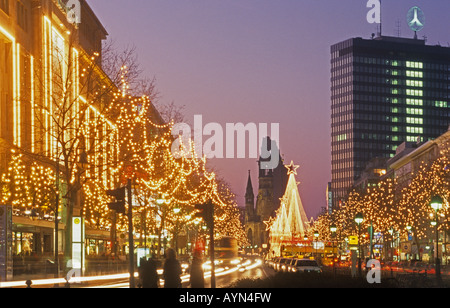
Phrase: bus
[{"left": 215, "top": 237, "right": 239, "bottom": 266}]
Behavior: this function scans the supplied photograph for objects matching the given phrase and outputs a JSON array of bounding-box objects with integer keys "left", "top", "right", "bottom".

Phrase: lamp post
[
  {"left": 430, "top": 195, "right": 443, "bottom": 282},
  {"left": 54, "top": 157, "right": 60, "bottom": 279},
  {"left": 388, "top": 227, "right": 395, "bottom": 261},
  {"left": 303, "top": 236, "right": 308, "bottom": 257},
  {"left": 156, "top": 194, "right": 166, "bottom": 257},
  {"left": 330, "top": 224, "right": 337, "bottom": 277},
  {"left": 355, "top": 213, "right": 364, "bottom": 278},
  {"left": 406, "top": 225, "right": 412, "bottom": 261},
  {"left": 314, "top": 231, "right": 319, "bottom": 260}
]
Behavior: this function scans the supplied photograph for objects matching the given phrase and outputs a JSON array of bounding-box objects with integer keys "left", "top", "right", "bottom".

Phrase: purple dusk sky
[{"left": 89, "top": 0, "right": 450, "bottom": 218}]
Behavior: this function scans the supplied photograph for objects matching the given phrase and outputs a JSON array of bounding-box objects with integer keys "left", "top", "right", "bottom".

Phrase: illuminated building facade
[
  {"left": 0, "top": 0, "right": 119, "bottom": 258},
  {"left": 387, "top": 128, "right": 450, "bottom": 188},
  {"left": 331, "top": 36, "right": 450, "bottom": 209}
]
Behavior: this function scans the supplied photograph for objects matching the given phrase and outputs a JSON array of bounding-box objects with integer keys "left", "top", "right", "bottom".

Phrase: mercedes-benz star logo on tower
[{"left": 407, "top": 6, "right": 425, "bottom": 32}]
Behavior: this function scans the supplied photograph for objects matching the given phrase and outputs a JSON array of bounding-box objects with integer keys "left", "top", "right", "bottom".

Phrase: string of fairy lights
[
  {"left": 0, "top": 66, "right": 248, "bottom": 249},
  {"left": 265, "top": 162, "right": 311, "bottom": 256},
  {"left": 105, "top": 74, "right": 247, "bottom": 244},
  {"left": 0, "top": 150, "right": 57, "bottom": 216},
  {"left": 310, "top": 138, "right": 450, "bottom": 249}
]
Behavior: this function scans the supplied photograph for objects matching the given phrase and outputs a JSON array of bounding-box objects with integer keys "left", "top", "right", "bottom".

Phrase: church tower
[
  {"left": 256, "top": 160, "right": 274, "bottom": 225},
  {"left": 245, "top": 170, "right": 255, "bottom": 223},
  {"left": 243, "top": 137, "right": 288, "bottom": 253}
]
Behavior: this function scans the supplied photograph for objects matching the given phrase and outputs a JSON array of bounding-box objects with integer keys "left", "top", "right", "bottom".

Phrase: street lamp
[
  {"left": 355, "top": 213, "right": 364, "bottom": 225},
  {"left": 330, "top": 224, "right": 337, "bottom": 276},
  {"left": 314, "top": 231, "right": 319, "bottom": 260},
  {"left": 355, "top": 213, "right": 364, "bottom": 278},
  {"left": 156, "top": 195, "right": 165, "bottom": 205},
  {"left": 430, "top": 195, "right": 443, "bottom": 282},
  {"left": 303, "top": 236, "right": 308, "bottom": 256}
]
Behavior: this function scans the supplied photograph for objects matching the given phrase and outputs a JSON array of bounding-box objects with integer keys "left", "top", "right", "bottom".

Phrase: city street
[
  {"left": 0, "top": 1, "right": 449, "bottom": 294},
  {"left": 0, "top": 257, "right": 271, "bottom": 289}
]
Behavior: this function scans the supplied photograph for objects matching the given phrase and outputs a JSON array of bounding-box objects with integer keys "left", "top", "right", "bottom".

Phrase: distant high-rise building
[{"left": 331, "top": 36, "right": 450, "bottom": 209}]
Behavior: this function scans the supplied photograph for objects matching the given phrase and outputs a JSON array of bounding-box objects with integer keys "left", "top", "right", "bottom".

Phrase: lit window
[
  {"left": 406, "top": 89, "right": 423, "bottom": 96},
  {"left": 406, "top": 117, "right": 423, "bottom": 125},
  {"left": 406, "top": 127, "right": 423, "bottom": 134},
  {"left": 406, "top": 61, "right": 423, "bottom": 69},
  {"left": 336, "top": 134, "right": 347, "bottom": 142},
  {"left": 435, "top": 101, "right": 448, "bottom": 108},
  {"left": 406, "top": 108, "right": 423, "bottom": 115},
  {"left": 406, "top": 71, "right": 423, "bottom": 78},
  {"left": 406, "top": 98, "right": 423, "bottom": 106}
]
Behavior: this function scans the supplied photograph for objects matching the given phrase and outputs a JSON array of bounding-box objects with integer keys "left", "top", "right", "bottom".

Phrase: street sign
[
  {"left": 402, "top": 243, "right": 411, "bottom": 254},
  {"left": 349, "top": 236, "right": 358, "bottom": 245}
]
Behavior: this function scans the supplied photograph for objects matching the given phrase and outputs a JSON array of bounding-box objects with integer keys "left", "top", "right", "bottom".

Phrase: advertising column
[{"left": 72, "top": 217, "right": 85, "bottom": 274}]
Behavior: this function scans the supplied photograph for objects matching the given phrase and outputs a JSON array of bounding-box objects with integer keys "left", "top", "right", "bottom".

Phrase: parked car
[
  {"left": 290, "top": 259, "right": 322, "bottom": 274},
  {"left": 286, "top": 258, "right": 298, "bottom": 272},
  {"left": 271, "top": 257, "right": 280, "bottom": 271},
  {"left": 266, "top": 257, "right": 277, "bottom": 269}
]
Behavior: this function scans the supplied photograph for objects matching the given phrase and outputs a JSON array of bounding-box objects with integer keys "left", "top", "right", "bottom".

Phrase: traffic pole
[{"left": 209, "top": 201, "right": 216, "bottom": 288}]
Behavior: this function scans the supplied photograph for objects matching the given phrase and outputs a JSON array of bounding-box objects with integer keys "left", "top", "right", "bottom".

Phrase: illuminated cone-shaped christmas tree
[{"left": 266, "top": 161, "right": 310, "bottom": 257}]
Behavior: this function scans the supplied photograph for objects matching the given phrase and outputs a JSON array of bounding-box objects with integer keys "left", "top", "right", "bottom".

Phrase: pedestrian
[
  {"left": 146, "top": 256, "right": 160, "bottom": 288},
  {"left": 163, "top": 248, "right": 182, "bottom": 288},
  {"left": 139, "top": 257, "right": 159, "bottom": 288},
  {"left": 189, "top": 251, "right": 204, "bottom": 288}
]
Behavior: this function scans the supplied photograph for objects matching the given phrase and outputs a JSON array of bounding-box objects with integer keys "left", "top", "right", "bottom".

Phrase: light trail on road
[
  {"left": 87, "top": 258, "right": 263, "bottom": 288},
  {"left": 0, "top": 258, "right": 263, "bottom": 288}
]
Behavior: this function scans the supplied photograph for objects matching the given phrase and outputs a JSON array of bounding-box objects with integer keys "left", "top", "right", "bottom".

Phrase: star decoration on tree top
[{"left": 285, "top": 161, "right": 300, "bottom": 175}]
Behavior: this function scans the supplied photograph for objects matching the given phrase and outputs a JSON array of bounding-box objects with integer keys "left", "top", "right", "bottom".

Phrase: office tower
[{"left": 331, "top": 36, "right": 450, "bottom": 209}]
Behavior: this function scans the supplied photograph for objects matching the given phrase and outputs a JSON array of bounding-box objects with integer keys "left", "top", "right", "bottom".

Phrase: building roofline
[
  {"left": 82, "top": 0, "right": 108, "bottom": 38},
  {"left": 389, "top": 129, "right": 450, "bottom": 169}
]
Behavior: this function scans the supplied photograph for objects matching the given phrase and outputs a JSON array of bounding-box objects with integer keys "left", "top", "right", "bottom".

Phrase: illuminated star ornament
[{"left": 285, "top": 161, "right": 299, "bottom": 175}]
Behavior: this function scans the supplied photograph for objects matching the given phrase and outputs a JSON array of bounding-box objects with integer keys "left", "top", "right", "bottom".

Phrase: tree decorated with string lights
[
  {"left": 100, "top": 73, "right": 247, "bottom": 254},
  {"left": 0, "top": 150, "right": 58, "bottom": 218},
  {"left": 312, "top": 134, "right": 450, "bottom": 260}
]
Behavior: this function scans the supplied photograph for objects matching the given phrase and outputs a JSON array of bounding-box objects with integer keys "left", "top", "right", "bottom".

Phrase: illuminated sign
[{"left": 407, "top": 6, "right": 425, "bottom": 32}]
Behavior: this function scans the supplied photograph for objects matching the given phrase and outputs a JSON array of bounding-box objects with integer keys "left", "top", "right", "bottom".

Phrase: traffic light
[
  {"left": 106, "top": 187, "right": 126, "bottom": 214},
  {"left": 194, "top": 202, "right": 214, "bottom": 229}
]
